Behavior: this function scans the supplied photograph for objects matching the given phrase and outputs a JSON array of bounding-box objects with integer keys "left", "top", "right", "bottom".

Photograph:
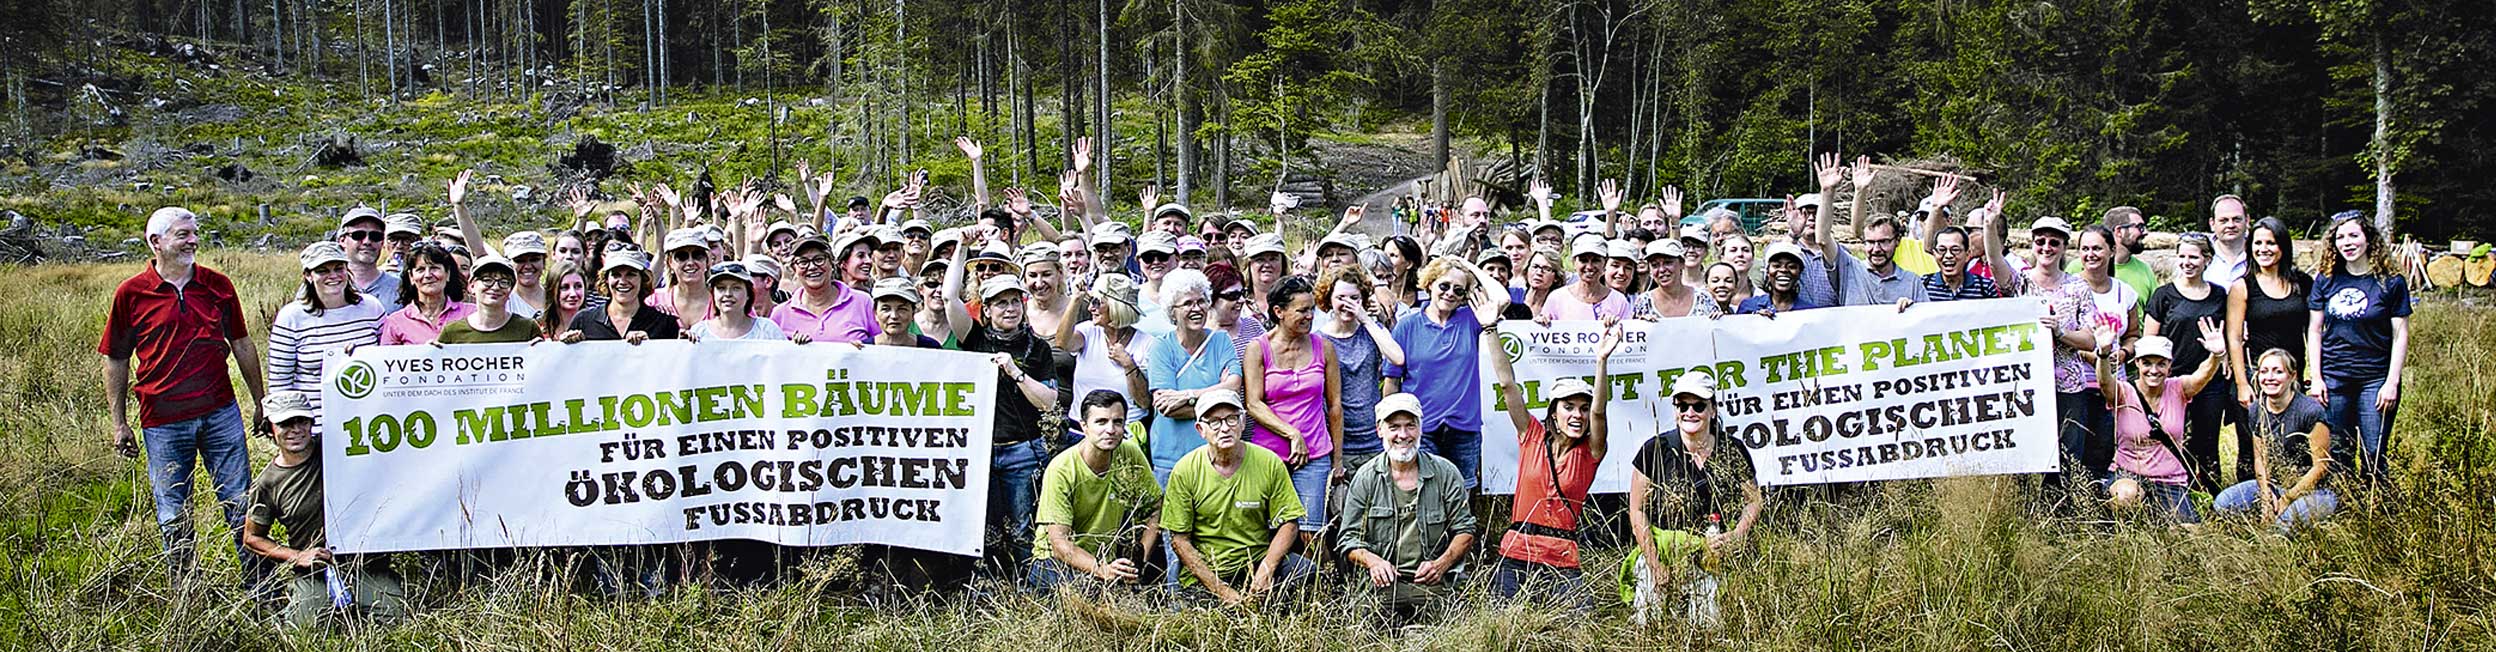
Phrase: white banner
[
  {"left": 318, "top": 340, "right": 996, "bottom": 555},
  {"left": 1478, "top": 318, "right": 1720, "bottom": 495},
  {"left": 1476, "top": 298, "right": 2058, "bottom": 492},
  {"left": 1713, "top": 299, "right": 2058, "bottom": 486}
]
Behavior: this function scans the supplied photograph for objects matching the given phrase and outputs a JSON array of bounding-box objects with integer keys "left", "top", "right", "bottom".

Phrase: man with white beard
[{"left": 1334, "top": 393, "right": 1479, "bottom": 618}]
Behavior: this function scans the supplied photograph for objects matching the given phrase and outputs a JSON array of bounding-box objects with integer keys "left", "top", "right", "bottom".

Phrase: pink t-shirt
[
  {"left": 378, "top": 302, "right": 476, "bottom": 345},
  {"left": 1537, "top": 286, "right": 1631, "bottom": 322},
  {"left": 645, "top": 289, "right": 720, "bottom": 331},
  {"left": 768, "top": 284, "right": 881, "bottom": 344},
  {"left": 2110, "top": 379, "right": 2190, "bottom": 486}
]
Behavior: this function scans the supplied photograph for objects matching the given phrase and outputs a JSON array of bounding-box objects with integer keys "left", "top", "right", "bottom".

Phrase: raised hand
[
  {"left": 1982, "top": 188, "right": 2007, "bottom": 218},
  {"left": 1813, "top": 152, "right": 1845, "bottom": 190},
  {"left": 1339, "top": 205, "right": 1365, "bottom": 231},
  {"left": 1529, "top": 178, "right": 1554, "bottom": 208},
  {"left": 1850, "top": 155, "right": 1877, "bottom": 191},
  {"left": 773, "top": 193, "right": 797, "bottom": 215},
  {"left": 954, "top": 136, "right": 984, "bottom": 160},
  {"left": 1140, "top": 183, "right": 1161, "bottom": 210},
  {"left": 1003, "top": 187, "right": 1033, "bottom": 216},
  {"left": 1598, "top": 179, "right": 1624, "bottom": 213},
  {"left": 1269, "top": 191, "right": 1301, "bottom": 215},
  {"left": 2196, "top": 316, "right": 2227, "bottom": 355},
  {"left": 1660, "top": 186, "right": 1684, "bottom": 220},
  {"left": 1071, "top": 137, "right": 1093, "bottom": 174},
  {"left": 1928, "top": 174, "right": 1964, "bottom": 208},
  {"left": 653, "top": 183, "right": 682, "bottom": 209},
  {"left": 567, "top": 186, "right": 595, "bottom": 218},
  {"left": 1058, "top": 169, "right": 1082, "bottom": 195},
  {"left": 1596, "top": 318, "right": 1623, "bottom": 360},
  {"left": 448, "top": 169, "right": 474, "bottom": 205}
]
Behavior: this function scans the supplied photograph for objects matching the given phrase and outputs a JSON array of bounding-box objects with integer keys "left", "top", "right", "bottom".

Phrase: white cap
[
  {"left": 1606, "top": 239, "right": 1640, "bottom": 260},
  {"left": 1796, "top": 193, "right": 1825, "bottom": 210},
  {"left": 871, "top": 276, "right": 923, "bottom": 304},
  {"left": 1152, "top": 203, "right": 1194, "bottom": 222},
  {"left": 1244, "top": 233, "right": 1287, "bottom": 259},
  {"left": 600, "top": 250, "right": 652, "bottom": 274},
  {"left": 1195, "top": 388, "right": 1244, "bottom": 414},
  {"left": 1136, "top": 231, "right": 1181, "bottom": 256},
  {"left": 1545, "top": 377, "right": 1596, "bottom": 403},
  {"left": 384, "top": 213, "right": 426, "bottom": 237},
  {"left": 1226, "top": 219, "right": 1262, "bottom": 236},
  {"left": 1644, "top": 239, "right": 1688, "bottom": 260},
  {"left": 741, "top": 254, "right": 782, "bottom": 280},
  {"left": 1569, "top": 234, "right": 1609, "bottom": 259},
  {"left": 471, "top": 254, "right": 517, "bottom": 278},
  {"left": 1375, "top": 392, "right": 1423, "bottom": 423},
  {"left": 663, "top": 227, "right": 708, "bottom": 252},
  {"left": 1671, "top": 370, "right": 1717, "bottom": 401},
  {"left": 298, "top": 241, "right": 350, "bottom": 270},
  {"left": 1087, "top": 221, "right": 1134, "bottom": 246},
  {"left": 263, "top": 391, "right": 318, "bottom": 424},
  {"left": 2030, "top": 216, "right": 2076, "bottom": 240},
  {"left": 2133, "top": 336, "right": 2175, "bottom": 361},
  {"left": 701, "top": 224, "right": 727, "bottom": 244},
  {"left": 1531, "top": 219, "right": 1566, "bottom": 234},
  {"left": 900, "top": 219, "right": 934, "bottom": 235},
  {"left": 1763, "top": 241, "right": 1806, "bottom": 264},
  {"left": 501, "top": 231, "right": 549, "bottom": 258},
  {"left": 978, "top": 274, "right": 1028, "bottom": 300},
  {"left": 1317, "top": 232, "right": 1362, "bottom": 254},
  {"left": 1176, "top": 235, "right": 1208, "bottom": 254},
  {"left": 765, "top": 220, "right": 801, "bottom": 240},
  {"left": 1679, "top": 224, "right": 1709, "bottom": 244}
]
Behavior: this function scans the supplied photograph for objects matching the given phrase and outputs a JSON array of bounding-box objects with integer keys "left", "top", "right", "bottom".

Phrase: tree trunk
[
  {"left": 2371, "top": 29, "right": 2395, "bottom": 232},
  {"left": 1173, "top": 0, "right": 1192, "bottom": 207},
  {"left": 1430, "top": 60, "right": 1448, "bottom": 182},
  {"left": 1095, "top": 0, "right": 1113, "bottom": 195},
  {"left": 353, "top": 0, "right": 370, "bottom": 96}
]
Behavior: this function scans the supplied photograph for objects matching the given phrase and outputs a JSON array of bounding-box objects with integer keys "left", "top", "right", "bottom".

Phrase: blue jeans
[
  {"left": 2323, "top": 376, "right": 2397, "bottom": 485},
  {"left": 986, "top": 438, "right": 1050, "bottom": 572},
  {"left": 141, "top": 403, "right": 263, "bottom": 576},
  {"left": 2214, "top": 481, "right": 2339, "bottom": 529},
  {"left": 1291, "top": 455, "right": 1333, "bottom": 530},
  {"left": 1023, "top": 557, "right": 1146, "bottom": 594},
  {"left": 2102, "top": 471, "right": 2200, "bottom": 524},
  {"left": 1418, "top": 426, "right": 1482, "bottom": 490},
  {"left": 1490, "top": 556, "right": 1590, "bottom": 609}
]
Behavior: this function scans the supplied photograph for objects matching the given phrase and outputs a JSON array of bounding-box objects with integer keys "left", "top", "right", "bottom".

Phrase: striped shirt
[
  {"left": 1921, "top": 271, "right": 1999, "bottom": 302},
  {"left": 267, "top": 298, "right": 389, "bottom": 417}
]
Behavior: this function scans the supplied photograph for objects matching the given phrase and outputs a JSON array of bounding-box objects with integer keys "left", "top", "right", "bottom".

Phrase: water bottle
[
  {"left": 1688, "top": 513, "right": 1724, "bottom": 628},
  {"left": 325, "top": 567, "right": 352, "bottom": 609}
]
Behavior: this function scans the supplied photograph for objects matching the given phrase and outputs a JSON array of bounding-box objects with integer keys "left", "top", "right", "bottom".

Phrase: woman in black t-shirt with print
[{"left": 1621, "top": 370, "right": 1760, "bottom": 627}]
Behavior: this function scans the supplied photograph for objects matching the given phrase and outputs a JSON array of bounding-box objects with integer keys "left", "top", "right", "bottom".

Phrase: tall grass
[{"left": 3, "top": 254, "right": 2491, "bottom": 651}]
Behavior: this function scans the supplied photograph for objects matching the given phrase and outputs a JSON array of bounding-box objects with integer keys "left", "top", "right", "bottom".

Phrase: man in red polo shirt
[{"left": 100, "top": 207, "right": 271, "bottom": 577}]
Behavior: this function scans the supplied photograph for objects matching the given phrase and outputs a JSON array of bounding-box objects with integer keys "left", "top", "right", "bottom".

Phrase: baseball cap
[
  {"left": 901, "top": 219, "right": 934, "bottom": 236},
  {"left": 1644, "top": 239, "right": 1687, "bottom": 260},
  {"left": 1545, "top": 377, "right": 1597, "bottom": 403},
  {"left": 846, "top": 195, "right": 873, "bottom": 210},
  {"left": 1569, "top": 234, "right": 1608, "bottom": 259},
  {"left": 663, "top": 227, "right": 708, "bottom": 252},
  {"left": 789, "top": 233, "right": 832, "bottom": 257},
  {"left": 384, "top": 213, "right": 426, "bottom": 237},
  {"left": 1606, "top": 239, "right": 1640, "bottom": 260},
  {"left": 969, "top": 242, "right": 1022, "bottom": 274},
  {"left": 765, "top": 220, "right": 801, "bottom": 241},
  {"left": 1317, "top": 232, "right": 1362, "bottom": 254},
  {"left": 1531, "top": 219, "right": 1566, "bottom": 235},
  {"left": 1796, "top": 193, "right": 1825, "bottom": 210},
  {"left": 1679, "top": 224, "right": 1709, "bottom": 244},
  {"left": 501, "top": 231, "right": 550, "bottom": 258},
  {"left": 870, "top": 225, "right": 906, "bottom": 248},
  {"left": 741, "top": 254, "right": 783, "bottom": 280},
  {"left": 1763, "top": 241, "right": 1806, "bottom": 264},
  {"left": 1153, "top": 203, "right": 1194, "bottom": 221},
  {"left": 831, "top": 230, "right": 881, "bottom": 257},
  {"left": 1195, "top": 388, "right": 1244, "bottom": 414},
  {"left": 2133, "top": 336, "right": 2175, "bottom": 362},
  {"left": 1176, "top": 235, "right": 1208, "bottom": 255},
  {"left": 1375, "top": 392, "right": 1423, "bottom": 422},
  {"left": 298, "top": 241, "right": 350, "bottom": 270},
  {"left": 1088, "top": 221, "right": 1134, "bottom": 246},
  {"left": 701, "top": 224, "right": 727, "bottom": 244},
  {"left": 471, "top": 254, "right": 517, "bottom": 278},
  {"left": 1226, "top": 219, "right": 1262, "bottom": 236},
  {"left": 1018, "top": 243, "right": 1062, "bottom": 269},
  {"left": 338, "top": 206, "right": 385, "bottom": 231},
  {"left": 601, "top": 250, "right": 652, "bottom": 274},
  {"left": 931, "top": 228, "right": 963, "bottom": 253},
  {"left": 1475, "top": 248, "right": 1512, "bottom": 267},
  {"left": 1244, "top": 233, "right": 1286, "bottom": 259},
  {"left": 978, "top": 274, "right": 1028, "bottom": 300},
  {"left": 871, "top": 276, "right": 923, "bottom": 304},
  {"left": 1671, "top": 370, "right": 1718, "bottom": 401},
  {"left": 2030, "top": 217, "right": 2076, "bottom": 240},
  {"left": 263, "top": 391, "right": 318, "bottom": 425},
  {"left": 1136, "top": 231, "right": 1180, "bottom": 256},
  {"left": 705, "top": 261, "right": 754, "bottom": 286}
]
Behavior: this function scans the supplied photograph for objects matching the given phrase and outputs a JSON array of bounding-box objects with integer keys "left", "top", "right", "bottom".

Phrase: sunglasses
[
  {"left": 1675, "top": 399, "right": 1711, "bottom": 413},
  {"left": 1140, "top": 252, "right": 1172, "bottom": 263},
  {"left": 341, "top": 230, "right": 385, "bottom": 243},
  {"left": 1215, "top": 288, "right": 1245, "bottom": 302},
  {"left": 671, "top": 250, "right": 707, "bottom": 261}
]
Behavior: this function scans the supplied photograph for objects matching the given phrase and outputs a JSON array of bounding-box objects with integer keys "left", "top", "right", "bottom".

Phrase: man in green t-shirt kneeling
[
  {"left": 1336, "top": 392, "right": 1479, "bottom": 617},
  {"left": 1161, "top": 389, "right": 1314, "bottom": 605},
  {"left": 1026, "top": 390, "right": 1164, "bottom": 593},
  {"left": 240, "top": 391, "right": 409, "bottom": 627}
]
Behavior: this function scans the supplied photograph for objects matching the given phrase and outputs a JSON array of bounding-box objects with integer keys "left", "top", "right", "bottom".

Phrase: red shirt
[
  {"left": 1499, "top": 420, "right": 1599, "bottom": 568},
  {"left": 98, "top": 263, "right": 250, "bottom": 427}
]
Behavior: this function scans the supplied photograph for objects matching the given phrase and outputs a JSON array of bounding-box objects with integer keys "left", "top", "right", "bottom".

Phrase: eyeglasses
[
  {"left": 1433, "top": 282, "right": 1471, "bottom": 295},
  {"left": 2120, "top": 222, "right": 2149, "bottom": 232},
  {"left": 1199, "top": 415, "right": 1244, "bottom": 429},
  {"left": 341, "top": 230, "right": 385, "bottom": 243},
  {"left": 1201, "top": 232, "right": 1228, "bottom": 244},
  {"left": 1140, "top": 252, "right": 1172, "bottom": 263},
  {"left": 2034, "top": 237, "right": 2067, "bottom": 247},
  {"left": 1674, "top": 399, "right": 1711, "bottom": 413},
  {"left": 474, "top": 275, "right": 515, "bottom": 289},
  {"left": 791, "top": 255, "right": 832, "bottom": 269}
]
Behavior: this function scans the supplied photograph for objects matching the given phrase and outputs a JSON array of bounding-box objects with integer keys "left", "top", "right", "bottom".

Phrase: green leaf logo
[
  {"left": 1499, "top": 331, "right": 1524, "bottom": 364},
  {"left": 335, "top": 361, "right": 377, "bottom": 400}
]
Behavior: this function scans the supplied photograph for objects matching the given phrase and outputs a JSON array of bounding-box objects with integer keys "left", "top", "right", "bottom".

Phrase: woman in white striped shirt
[{"left": 266, "top": 241, "right": 389, "bottom": 418}]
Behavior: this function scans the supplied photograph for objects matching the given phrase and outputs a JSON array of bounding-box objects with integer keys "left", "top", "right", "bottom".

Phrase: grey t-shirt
[{"left": 247, "top": 456, "right": 325, "bottom": 552}]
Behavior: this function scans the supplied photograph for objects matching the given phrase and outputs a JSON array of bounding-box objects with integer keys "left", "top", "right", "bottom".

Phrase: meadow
[{"left": 3, "top": 251, "right": 2491, "bottom": 651}]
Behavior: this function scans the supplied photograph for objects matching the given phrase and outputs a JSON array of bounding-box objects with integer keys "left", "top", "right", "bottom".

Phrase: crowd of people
[{"left": 99, "top": 140, "right": 2410, "bottom": 629}]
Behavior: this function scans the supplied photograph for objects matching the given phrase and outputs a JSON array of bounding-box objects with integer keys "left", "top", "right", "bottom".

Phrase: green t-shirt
[
  {"left": 2067, "top": 256, "right": 2160, "bottom": 306},
  {"left": 437, "top": 313, "right": 543, "bottom": 344},
  {"left": 1160, "top": 445, "right": 1304, "bottom": 585},
  {"left": 1031, "top": 439, "right": 1161, "bottom": 563},
  {"left": 246, "top": 455, "right": 326, "bottom": 551}
]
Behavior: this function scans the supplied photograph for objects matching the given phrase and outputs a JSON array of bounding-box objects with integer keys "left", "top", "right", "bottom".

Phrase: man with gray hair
[
  {"left": 1336, "top": 393, "right": 1478, "bottom": 619},
  {"left": 100, "top": 207, "right": 272, "bottom": 580}
]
